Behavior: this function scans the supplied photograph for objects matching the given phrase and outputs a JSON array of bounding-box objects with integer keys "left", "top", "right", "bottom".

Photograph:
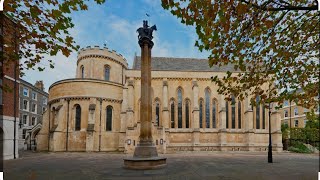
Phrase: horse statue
[{"left": 137, "top": 20, "right": 157, "bottom": 40}]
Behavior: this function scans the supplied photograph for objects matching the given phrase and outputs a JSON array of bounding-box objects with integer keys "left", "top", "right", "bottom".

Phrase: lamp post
[{"left": 268, "top": 102, "right": 273, "bottom": 163}]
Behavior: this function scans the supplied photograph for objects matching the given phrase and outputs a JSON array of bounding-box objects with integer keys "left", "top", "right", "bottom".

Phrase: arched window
[
  {"left": 225, "top": 101, "right": 229, "bottom": 129},
  {"left": 231, "top": 96, "right": 236, "bottom": 129},
  {"left": 155, "top": 101, "right": 160, "bottom": 126},
  {"left": 170, "top": 101, "right": 175, "bottom": 128},
  {"left": 256, "top": 96, "right": 260, "bottom": 129},
  {"left": 238, "top": 101, "right": 241, "bottom": 129},
  {"left": 80, "top": 66, "right": 84, "bottom": 78},
  {"left": 199, "top": 99, "right": 203, "bottom": 128},
  {"left": 106, "top": 106, "right": 113, "bottom": 131},
  {"left": 177, "top": 88, "right": 183, "bottom": 128},
  {"left": 205, "top": 89, "right": 210, "bottom": 128},
  {"left": 105, "top": 66, "right": 110, "bottom": 81},
  {"left": 185, "top": 100, "right": 190, "bottom": 128},
  {"left": 262, "top": 104, "right": 265, "bottom": 129},
  {"left": 212, "top": 100, "right": 217, "bottom": 128},
  {"left": 75, "top": 105, "right": 81, "bottom": 131}
]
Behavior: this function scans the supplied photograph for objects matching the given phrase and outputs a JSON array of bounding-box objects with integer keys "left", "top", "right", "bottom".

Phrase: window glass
[
  {"left": 31, "top": 117, "right": 36, "bottom": 125},
  {"left": 23, "top": 100, "right": 28, "bottom": 110},
  {"left": 212, "top": 100, "right": 216, "bottom": 128},
  {"left": 284, "top": 100, "right": 289, "bottom": 107},
  {"left": 75, "top": 105, "right": 81, "bottom": 131},
  {"left": 171, "top": 102, "right": 175, "bottom": 128},
  {"left": 294, "top": 120, "right": 299, "bottom": 127},
  {"left": 284, "top": 110, "right": 288, "bottom": 117},
  {"left": 105, "top": 66, "right": 110, "bottom": 81},
  {"left": 238, "top": 101, "right": 241, "bottom": 129},
  {"left": 226, "top": 101, "right": 229, "bottom": 128},
  {"left": 32, "top": 92, "right": 37, "bottom": 100},
  {"left": 23, "top": 115, "right": 28, "bottom": 124},
  {"left": 231, "top": 96, "right": 236, "bottom": 129},
  {"left": 205, "top": 89, "right": 210, "bottom": 128},
  {"left": 106, "top": 106, "right": 113, "bottom": 131},
  {"left": 23, "top": 87, "right": 29, "bottom": 96},
  {"left": 185, "top": 100, "right": 190, "bottom": 128},
  {"left": 199, "top": 100, "right": 203, "bottom": 128},
  {"left": 31, "top": 103, "right": 36, "bottom": 113},
  {"left": 178, "top": 89, "right": 182, "bottom": 128},
  {"left": 155, "top": 102, "right": 160, "bottom": 126},
  {"left": 256, "top": 96, "right": 260, "bottom": 129},
  {"left": 294, "top": 108, "right": 299, "bottom": 116},
  {"left": 43, "top": 97, "right": 47, "bottom": 105}
]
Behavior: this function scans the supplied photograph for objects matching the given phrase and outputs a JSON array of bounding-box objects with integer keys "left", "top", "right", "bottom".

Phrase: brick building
[
  {"left": 0, "top": 14, "right": 20, "bottom": 160},
  {"left": 19, "top": 79, "right": 48, "bottom": 150}
]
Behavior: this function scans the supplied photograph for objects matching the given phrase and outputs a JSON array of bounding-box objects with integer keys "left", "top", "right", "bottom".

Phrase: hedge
[{"left": 290, "top": 128, "right": 319, "bottom": 142}]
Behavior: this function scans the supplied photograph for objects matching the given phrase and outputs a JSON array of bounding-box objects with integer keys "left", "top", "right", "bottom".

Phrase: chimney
[{"left": 34, "top": 80, "right": 44, "bottom": 91}]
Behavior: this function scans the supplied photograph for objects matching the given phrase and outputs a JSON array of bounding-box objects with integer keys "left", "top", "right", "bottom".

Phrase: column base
[
  {"left": 123, "top": 156, "right": 167, "bottom": 170},
  {"left": 123, "top": 142, "right": 167, "bottom": 169}
]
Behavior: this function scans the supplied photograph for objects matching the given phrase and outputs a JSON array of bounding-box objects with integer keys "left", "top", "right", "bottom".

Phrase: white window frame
[
  {"left": 284, "top": 110, "right": 288, "bottom": 118},
  {"left": 23, "top": 100, "right": 29, "bottom": 111},
  {"left": 294, "top": 120, "right": 299, "bottom": 127},
  {"left": 294, "top": 107, "right": 299, "bottom": 116},
  {"left": 43, "top": 97, "right": 47, "bottom": 105},
  {"left": 32, "top": 92, "right": 37, "bottom": 100},
  {"left": 31, "top": 117, "right": 36, "bottom": 125},
  {"left": 22, "top": 114, "right": 28, "bottom": 125},
  {"left": 31, "top": 103, "right": 37, "bottom": 113},
  {"left": 23, "top": 87, "right": 29, "bottom": 96}
]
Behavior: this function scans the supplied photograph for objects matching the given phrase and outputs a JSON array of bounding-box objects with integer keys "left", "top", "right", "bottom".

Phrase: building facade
[
  {"left": 19, "top": 80, "right": 48, "bottom": 150},
  {"left": 37, "top": 46, "right": 283, "bottom": 153},
  {"left": 0, "top": 14, "right": 20, "bottom": 160},
  {"left": 280, "top": 100, "right": 319, "bottom": 128}
]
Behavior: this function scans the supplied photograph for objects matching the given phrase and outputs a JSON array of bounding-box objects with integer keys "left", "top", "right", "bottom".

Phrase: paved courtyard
[{"left": 4, "top": 151, "right": 319, "bottom": 180}]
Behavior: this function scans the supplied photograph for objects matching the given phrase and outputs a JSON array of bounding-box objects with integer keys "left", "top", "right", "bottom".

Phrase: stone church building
[{"left": 37, "top": 46, "right": 283, "bottom": 153}]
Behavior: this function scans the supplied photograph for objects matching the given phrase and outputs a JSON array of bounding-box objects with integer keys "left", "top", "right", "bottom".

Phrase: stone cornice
[
  {"left": 48, "top": 96, "right": 122, "bottom": 105},
  {"left": 49, "top": 78, "right": 124, "bottom": 90},
  {"left": 77, "top": 54, "right": 128, "bottom": 68}
]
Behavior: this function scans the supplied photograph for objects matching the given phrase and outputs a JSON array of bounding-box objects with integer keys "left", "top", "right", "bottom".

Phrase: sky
[{"left": 22, "top": 0, "right": 210, "bottom": 92}]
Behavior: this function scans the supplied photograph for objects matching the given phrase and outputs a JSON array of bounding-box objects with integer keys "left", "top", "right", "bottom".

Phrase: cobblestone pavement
[{"left": 4, "top": 151, "right": 319, "bottom": 180}]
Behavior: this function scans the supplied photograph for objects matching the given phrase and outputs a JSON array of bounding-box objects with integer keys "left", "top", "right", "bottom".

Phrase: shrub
[{"left": 288, "top": 141, "right": 312, "bottom": 153}]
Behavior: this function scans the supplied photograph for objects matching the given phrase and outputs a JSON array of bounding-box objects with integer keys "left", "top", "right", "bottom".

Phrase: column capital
[
  {"left": 192, "top": 80, "right": 198, "bottom": 89},
  {"left": 128, "top": 79, "right": 134, "bottom": 87},
  {"left": 163, "top": 80, "right": 168, "bottom": 87},
  {"left": 138, "top": 38, "right": 154, "bottom": 48}
]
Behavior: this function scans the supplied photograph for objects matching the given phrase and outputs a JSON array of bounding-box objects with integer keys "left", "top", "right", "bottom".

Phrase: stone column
[
  {"left": 120, "top": 87, "right": 128, "bottom": 132},
  {"left": 162, "top": 80, "right": 169, "bottom": 128},
  {"left": 271, "top": 104, "right": 283, "bottom": 151},
  {"left": 244, "top": 96, "right": 255, "bottom": 151},
  {"left": 127, "top": 79, "right": 134, "bottom": 128},
  {"left": 192, "top": 80, "right": 200, "bottom": 149},
  {"left": 124, "top": 20, "right": 166, "bottom": 170},
  {"left": 218, "top": 94, "right": 227, "bottom": 151}
]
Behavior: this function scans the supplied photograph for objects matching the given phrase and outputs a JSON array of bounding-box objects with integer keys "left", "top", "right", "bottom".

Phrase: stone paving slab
[{"left": 3, "top": 151, "right": 319, "bottom": 180}]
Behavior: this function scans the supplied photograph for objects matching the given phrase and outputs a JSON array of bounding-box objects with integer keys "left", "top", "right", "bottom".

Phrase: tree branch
[{"left": 240, "top": 0, "right": 318, "bottom": 11}]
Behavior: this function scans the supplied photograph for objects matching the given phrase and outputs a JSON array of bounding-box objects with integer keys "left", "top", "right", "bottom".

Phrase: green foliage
[
  {"left": 3, "top": 0, "right": 106, "bottom": 73},
  {"left": 161, "top": 0, "right": 319, "bottom": 108},
  {"left": 290, "top": 128, "right": 319, "bottom": 142},
  {"left": 305, "top": 109, "right": 319, "bottom": 129},
  {"left": 288, "top": 141, "right": 312, "bottom": 153},
  {"left": 281, "top": 123, "right": 289, "bottom": 139}
]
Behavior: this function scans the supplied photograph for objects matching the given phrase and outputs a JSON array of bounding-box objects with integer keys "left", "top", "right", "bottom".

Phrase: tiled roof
[{"left": 132, "top": 56, "right": 236, "bottom": 72}]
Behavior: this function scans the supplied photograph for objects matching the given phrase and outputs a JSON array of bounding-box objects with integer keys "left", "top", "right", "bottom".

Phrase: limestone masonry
[{"left": 36, "top": 46, "right": 283, "bottom": 153}]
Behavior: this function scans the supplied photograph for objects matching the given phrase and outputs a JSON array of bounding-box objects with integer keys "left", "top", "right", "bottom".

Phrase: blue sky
[{"left": 23, "top": 0, "right": 210, "bottom": 92}]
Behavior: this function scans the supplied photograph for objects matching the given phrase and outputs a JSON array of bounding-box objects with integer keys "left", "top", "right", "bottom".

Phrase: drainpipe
[
  {"left": 99, "top": 98, "right": 102, "bottom": 151},
  {"left": 289, "top": 100, "right": 292, "bottom": 129},
  {"left": 13, "top": 23, "right": 18, "bottom": 159},
  {"left": 66, "top": 99, "right": 70, "bottom": 151},
  {"left": 48, "top": 104, "right": 51, "bottom": 151}
]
